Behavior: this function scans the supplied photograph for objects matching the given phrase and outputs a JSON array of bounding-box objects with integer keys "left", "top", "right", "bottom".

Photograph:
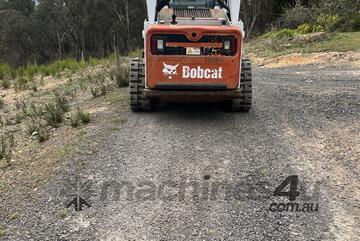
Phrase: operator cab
[
  {"left": 157, "top": 0, "right": 230, "bottom": 26},
  {"left": 169, "top": 0, "right": 217, "bottom": 8}
]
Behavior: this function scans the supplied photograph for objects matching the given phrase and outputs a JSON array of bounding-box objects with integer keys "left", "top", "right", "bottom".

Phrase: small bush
[
  {"left": 1, "top": 79, "right": 11, "bottom": 89},
  {"left": 0, "top": 132, "right": 15, "bottom": 167},
  {"left": 0, "top": 64, "right": 13, "bottom": 80},
  {"left": 292, "top": 32, "right": 331, "bottom": 45},
  {"left": 54, "top": 92, "right": 70, "bottom": 113},
  {"left": 26, "top": 64, "right": 37, "bottom": 81},
  {"left": 70, "top": 114, "right": 80, "bottom": 127},
  {"left": 38, "top": 65, "right": 50, "bottom": 76},
  {"left": 17, "top": 66, "right": 26, "bottom": 78},
  {"left": 47, "top": 58, "right": 87, "bottom": 77},
  {"left": 79, "top": 111, "right": 91, "bottom": 124},
  {"left": 30, "top": 81, "right": 38, "bottom": 92},
  {"left": 15, "top": 100, "right": 28, "bottom": 113},
  {"left": 89, "top": 57, "right": 98, "bottom": 66},
  {"left": 63, "top": 83, "right": 79, "bottom": 100},
  {"left": 43, "top": 102, "right": 64, "bottom": 128},
  {"left": 26, "top": 117, "right": 49, "bottom": 142},
  {"left": 14, "top": 77, "right": 29, "bottom": 91},
  {"left": 90, "top": 73, "right": 110, "bottom": 98},
  {"left": 263, "top": 38, "right": 288, "bottom": 51},
  {"left": 9, "top": 68, "right": 16, "bottom": 80},
  {"left": 115, "top": 64, "right": 129, "bottom": 87},
  {"left": 70, "top": 109, "right": 91, "bottom": 127},
  {"left": 281, "top": 5, "right": 315, "bottom": 29},
  {"left": 349, "top": 13, "right": 360, "bottom": 31},
  {"left": 262, "top": 28, "right": 295, "bottom": 40},
  {"left": 296, "top": 23, "right": 325, "bottom": 34},
  {"left": 316, "top": 14, "right": 342, "bottom": 32},
  {"left": 128, "top": 48, "right": 143, "bottom": 58}
]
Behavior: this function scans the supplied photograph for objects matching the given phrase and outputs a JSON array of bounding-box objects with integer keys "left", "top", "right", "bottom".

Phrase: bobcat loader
[{"left": 130, "top": 0, "right": 252, "bottom": 112}]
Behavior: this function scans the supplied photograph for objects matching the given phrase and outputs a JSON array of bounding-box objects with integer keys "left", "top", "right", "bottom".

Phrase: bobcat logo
[{"left": 162, "top": 63, "right": 179, "bottom": 79}]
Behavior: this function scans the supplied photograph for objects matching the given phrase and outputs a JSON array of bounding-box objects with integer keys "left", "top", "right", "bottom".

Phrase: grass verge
[{"left": 245, "top": 32, "right": 360, "bottom": 58}]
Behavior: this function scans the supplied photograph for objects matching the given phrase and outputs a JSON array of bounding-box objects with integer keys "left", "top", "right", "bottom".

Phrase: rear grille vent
[{"left": 174, "top": 9, "right": 212, "bottom": 18}]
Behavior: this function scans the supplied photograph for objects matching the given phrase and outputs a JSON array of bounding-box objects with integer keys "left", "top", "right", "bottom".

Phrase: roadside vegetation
[
  {"left": 0, "top": 55, "right": 130, "bottom": 235},
  {"left": 245, "top": 2, "right": 360, "bottom": 58},
  {"left": 245, "top": 32, "right": 360, "bottom": 58},
  {"left": 0, "top": 55, "right": 129, "bottom": 151}
]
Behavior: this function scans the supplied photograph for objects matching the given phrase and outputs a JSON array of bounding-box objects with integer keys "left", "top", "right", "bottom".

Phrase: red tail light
[
  {"left": 151, "top": 37, "right": 157, "bottom": 55},
  {"left": 230, "top": 38, "right": 237, "bottom": 56}
]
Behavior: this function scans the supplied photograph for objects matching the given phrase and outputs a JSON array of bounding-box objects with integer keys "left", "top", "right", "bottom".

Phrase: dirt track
[{"left": 1, "top": 63, "right": 360, "bottom": 241}]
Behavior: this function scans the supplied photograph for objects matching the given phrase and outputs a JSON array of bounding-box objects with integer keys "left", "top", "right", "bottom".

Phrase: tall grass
[
  {"left": 1, "top": 58, "right": 90, "bottom": 83},
  {"left": 0, "top": 64, "right": 12, "bottom": 80},
  {"left": 47, "top": 59, "right": 86, "bottom": 76}
]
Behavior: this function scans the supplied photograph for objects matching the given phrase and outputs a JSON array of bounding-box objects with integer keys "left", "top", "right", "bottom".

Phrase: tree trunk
[
  {"left": 125, "top": 0, "right": 131, "bottom": 54},
  {"left": 57, "top": 31, "right": 62, "bottom": 59},
  {"left": 113, "top": 31, "right": 121, "bottom": 74}
]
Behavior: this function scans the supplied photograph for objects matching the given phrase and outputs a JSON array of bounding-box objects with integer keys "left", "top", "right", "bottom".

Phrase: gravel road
[{"left": 2, "top": 64, "right": 360, "bottom": 241}]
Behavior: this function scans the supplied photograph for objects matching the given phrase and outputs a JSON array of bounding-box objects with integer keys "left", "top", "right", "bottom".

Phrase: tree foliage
[
  {"left": 0, "top": 0, "right": 359, "bottom": 66},
  {"left": 0, "top": 0, "right": 146, "bottom": 66}
]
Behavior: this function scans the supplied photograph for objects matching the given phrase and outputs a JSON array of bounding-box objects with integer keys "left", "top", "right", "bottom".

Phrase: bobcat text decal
[
  {"left": 183, "top": 66, "right": 223, "bottom": 79},
  {"left": 162, "top": 63, "right": 223, "bottom": 80}
]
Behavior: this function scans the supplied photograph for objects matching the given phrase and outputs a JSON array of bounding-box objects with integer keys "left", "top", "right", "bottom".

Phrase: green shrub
[
  {"left": 70, "top": 109, "right": 91, "bottom": 127},
  {"left": 296, "top": 23, "right": 325, "bottom": 34},
  {"left": 30, "top": 81, "right": 38, "bottom": 92},
  {"left": 128, "top": 48, "right": 143, "bottom": 58},
  {"left": 70, "top": 113, "right": 80, "bottom": 127},
  {"left": 26, "top": 64, "right": 37, "bottom": 81},
  {"left": 89, "top": 57, "right": 99, "bottom": 66},
  {"left": 42, "top": 93, "right": 70, "bottom": 128},
  {"left": 26, "top": 117, "right": 49, "bottom": 142},
  {"left": 262, "top": 28, "right": 295, "bottom": 40},
  {"left": 14, "top": 77, "right": 29, "bottom": 91},
  {"left": 263, "top": 38, "right": 285, "bottom": 51},
  {"left": 115, "top": 64, "right": 129, "bottom": 87},
  {"left": 17, "top": 66, "right": 26, "bottom": 78},
  {"left": 9, "top": 68, "right": 16, "bottom": 80},
  {"left": 78, "top": 111, "right": 91, "bottom": 124},
  {"left": 1, "top": 79, "right": 11, "bottom": 89},
  {"left": 54, "top": 92, "right": 70, "bottom": 113},
  {"left": 47, "top": 58, "right": 87, "bottom": 77},
  {"left": 350, "top": 13, "right": 360, "bottom": 31},
  {"left": 316, "top": 14, "right": 342, "bottom": 32},
  {"left": 63, "top": 83, "right": 79, "bottom": 100},
  {"left": 281, "top": 5, "right": 315, "bottom": 28},
  {"left": 43, "top": 102, "right": 64, "bottom": 128},
  {"left": 0, "top": 132, "right": 15, "bottom": 167},
  {"left": 38, "top": 65, "right": 50, "bottom": 76},
  {"left": 90, "top": 73, "right": 110, "bottom": 98},
  {"left": 0, "top": 64, "right": 16, "bottom": 81},
  {"left": 0, "top": 64, "right": 12, "bottom": 80}
]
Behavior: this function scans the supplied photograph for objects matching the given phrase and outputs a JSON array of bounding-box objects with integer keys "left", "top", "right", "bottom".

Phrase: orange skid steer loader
[{"left": 130, "top": 0, "right": 252, "bottom": 112}]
